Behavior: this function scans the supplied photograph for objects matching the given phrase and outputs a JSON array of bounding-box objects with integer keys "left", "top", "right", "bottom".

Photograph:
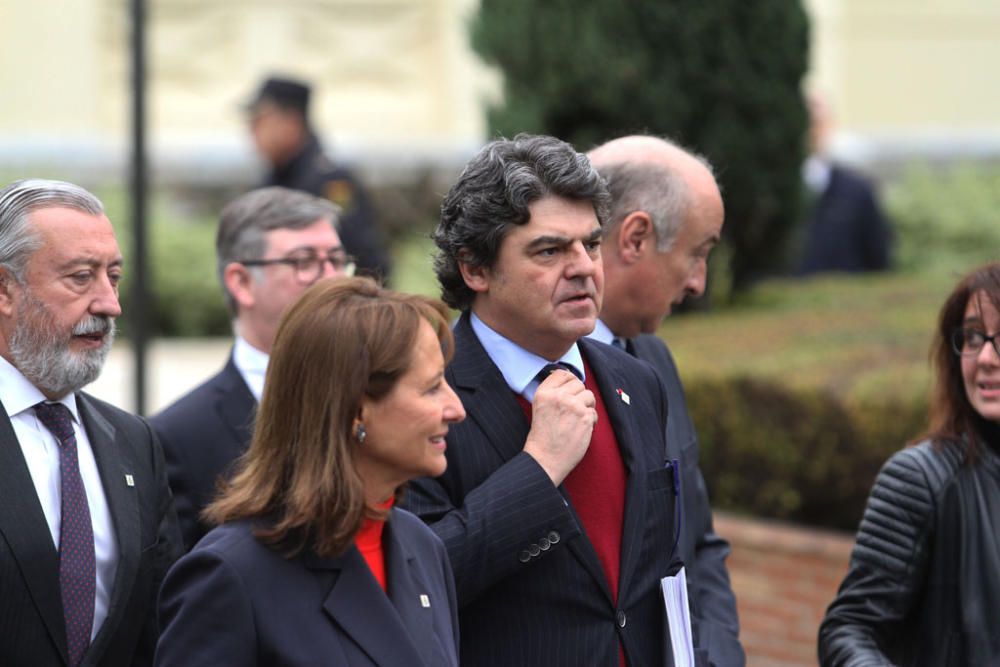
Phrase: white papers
[{"left": 661, "top": 566, "right": 695, "bottom": 667}]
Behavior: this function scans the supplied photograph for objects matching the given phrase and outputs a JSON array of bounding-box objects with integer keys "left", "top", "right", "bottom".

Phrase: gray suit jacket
[
  {"left": 0, "top": 393, "right": 182, "bottom": 667},
  {"left": 631, "top": 334, "right": 744, "bottom": 666}
]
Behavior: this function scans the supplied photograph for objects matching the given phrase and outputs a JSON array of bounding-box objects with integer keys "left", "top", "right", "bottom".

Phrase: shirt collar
[
  {"left": 0, "top": 354, "right": 80, "bottom": 422},
  {"left": 232, "top": 335, "right": 269, "bottom": 402},
  {"left": 587, "top": 318, "right": 616, "bottom": 345},
  {"left": 469, "top": 312, "right": 585, "bottom": 398},
  {"left": 803, "top": 155, "right": 832, "bottom": 194}
]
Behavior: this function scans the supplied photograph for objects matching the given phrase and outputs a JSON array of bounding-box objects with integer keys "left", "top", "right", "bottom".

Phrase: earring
[{"left": 355, "top": 422, "right": 367, "bottom": 444}]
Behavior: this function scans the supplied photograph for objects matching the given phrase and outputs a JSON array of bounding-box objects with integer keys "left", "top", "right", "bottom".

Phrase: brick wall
[{"left": 714, "top": 513, "right": 854, "bottom": 666}]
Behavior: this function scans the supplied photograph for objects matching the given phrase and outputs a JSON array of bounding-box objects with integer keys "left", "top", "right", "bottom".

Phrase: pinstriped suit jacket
[{"left": 404, "top": 313, "right": 680, "bottom": 667}]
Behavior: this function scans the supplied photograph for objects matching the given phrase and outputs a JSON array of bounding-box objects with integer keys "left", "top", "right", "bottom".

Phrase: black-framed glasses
[
  {"left": 950, "top": 327, "right": 1000, "bottom": 358},
  {"left": 241, "top": 250, "right": 356, "bottom": 284}
]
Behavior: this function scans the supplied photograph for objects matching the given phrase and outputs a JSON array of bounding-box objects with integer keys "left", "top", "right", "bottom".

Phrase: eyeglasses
[
  {"left": 241, "top": 250, "right": 356, "bottom": 284},
  {"left": 950, "top": 327, "right": 1000, "bottom": 358}
]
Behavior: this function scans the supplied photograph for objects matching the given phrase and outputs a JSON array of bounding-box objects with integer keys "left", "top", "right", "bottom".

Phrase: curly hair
[{"left": 434, "top": 134, "right": 610, "bottom": 310}]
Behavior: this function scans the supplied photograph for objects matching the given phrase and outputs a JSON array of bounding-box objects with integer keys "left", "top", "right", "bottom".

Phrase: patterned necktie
[{"left": 34, "top": 401, "right": 94, "bottom": 667}]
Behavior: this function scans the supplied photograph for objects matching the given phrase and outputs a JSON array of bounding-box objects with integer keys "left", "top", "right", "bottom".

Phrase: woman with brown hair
[
  {"left": 155, "top": 277, "right": 465, "bottom": 667},
  {"left": 819, "top": 261, "right": 1000, "bottom": 666}
]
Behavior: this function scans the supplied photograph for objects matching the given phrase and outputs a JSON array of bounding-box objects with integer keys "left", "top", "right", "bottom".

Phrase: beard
[{"left": 8, "top": 291, "right": 116, "bottom": 397}]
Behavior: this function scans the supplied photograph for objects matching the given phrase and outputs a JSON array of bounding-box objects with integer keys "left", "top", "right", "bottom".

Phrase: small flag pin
[
  {"left": 419, "top": 594, "right": 430, "bottom": 608},
  {"left": 125, "top": 474, "right": 134, "bottom": 487},
  {"left": 617, "top": 389, "right": 630, "bottom": 405}
]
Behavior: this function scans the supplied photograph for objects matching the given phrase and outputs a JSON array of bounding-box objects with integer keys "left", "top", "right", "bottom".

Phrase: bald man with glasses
[{"left": 151, "top": 186, "right": 352, "bottom": 550}]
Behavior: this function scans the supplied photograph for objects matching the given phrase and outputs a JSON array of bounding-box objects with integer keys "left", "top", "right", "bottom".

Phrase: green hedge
[
  {"left": 99, "top": 188, "right": 232, "bottom": 338},
  {"left": 886, "top": 162, "right": 1000, "bottom": 272},
  {"left": 686, "top": 377, "right": 926, "bottom": 531}
]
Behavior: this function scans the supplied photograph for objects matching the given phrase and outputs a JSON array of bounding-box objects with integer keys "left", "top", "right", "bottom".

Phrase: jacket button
[
  {"left": 539, "top": 537, "right": 551, "bottom": 550},
  {"left": 548, "top": 531, "right": 560, "bottom": 544},
  {"left": 528, "top": 543, "right": 541, "bottom": 557},
  {"left": 616, "top": 610, "right": 627, "bottom": 628},
  {"left": 518, "top": 550, "right": 531, "bottom": 563}
]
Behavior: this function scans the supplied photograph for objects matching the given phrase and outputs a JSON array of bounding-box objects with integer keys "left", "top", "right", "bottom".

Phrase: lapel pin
[
  {"left": 419, "top": 594, "right": 430, "bottom": 608},
  {"left": 616, "top": 388, "right": 630, "bottom": 405},
  {"left": 125, "top": 474, "right": 135, "bottom": 487}
]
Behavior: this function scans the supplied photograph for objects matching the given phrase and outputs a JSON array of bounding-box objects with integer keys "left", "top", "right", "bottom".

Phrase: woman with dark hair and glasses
[
  {"left": 155, "top": 277, "right": 465, "bottom": 666},
  {"left": 819, "top": 261, "right": 1000, "bottom": 666}
]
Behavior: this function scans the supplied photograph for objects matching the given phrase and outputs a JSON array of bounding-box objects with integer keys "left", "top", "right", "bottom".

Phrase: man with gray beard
[{"left": 0, "top": 179, "right": 181, "bottom": 667}]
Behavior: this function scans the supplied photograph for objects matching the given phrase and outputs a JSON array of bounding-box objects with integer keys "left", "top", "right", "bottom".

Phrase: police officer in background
[{"left": 245, "top": 75, "right": 392, "bottom": 280}]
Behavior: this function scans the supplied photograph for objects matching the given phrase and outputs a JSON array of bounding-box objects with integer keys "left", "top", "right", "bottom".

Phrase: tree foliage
[{"left": 472, "top": 0, "right": 810, "bottom": 293}]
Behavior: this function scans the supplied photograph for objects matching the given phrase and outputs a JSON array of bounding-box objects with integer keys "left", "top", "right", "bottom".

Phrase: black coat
[
  {"left": 631, "top": 334, "right": 744, "bottom": 667},
  {"left": 266, "top": 134, "right": 392, "bottom": 280},
  {"left": 156, "top": 509, "right": 459, "bottom": 667},
  {"left": 798, "top": 165, "right": 891, "bottom": 275},
  {"left": 150, "top": 355, "right": 255, "bottom": 551},
  {"left": 0, "top": 393, "right": 181, "bottom": 666},
  {"left": 819, "top": 437, "right": 1000, "bottom": 665}
]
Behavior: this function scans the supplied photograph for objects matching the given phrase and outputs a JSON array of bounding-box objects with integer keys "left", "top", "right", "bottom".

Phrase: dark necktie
[
  {"left": 611, "top": 337, "right": 634, "bottom": 356},
  {"left": 34, "top": 401, "right": 95, "bottom": 667},
  {"left": 538, "top": 361, "right": 583, "bottom": 382}
]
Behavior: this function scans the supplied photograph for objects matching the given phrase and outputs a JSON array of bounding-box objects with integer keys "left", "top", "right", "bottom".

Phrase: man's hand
[{"left": 523, "top": 369, "right": 597, "bottom": 485}]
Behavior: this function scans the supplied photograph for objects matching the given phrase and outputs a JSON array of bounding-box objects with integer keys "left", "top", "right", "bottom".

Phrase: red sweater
[
  {"left": 355, "top": 499, "right": 394, "bottom": 592},
  {"left": 516, "top": 358, "right": 627, "bottom": 601}
]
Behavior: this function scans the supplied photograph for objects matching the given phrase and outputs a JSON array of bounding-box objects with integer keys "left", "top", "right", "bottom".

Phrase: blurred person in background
[
  {"left": 819, "top": 261, "right": 1000, "bottom": 665},
  {"left": 795, "top": 93, "right": 891, "bottom": 275},
  {"left": 0, "top": 179, "right": 180, "bottom": 666},
  {"left": 587, "top": 135, "right": 743, "bottom": 666},
  {"left": 245, "top": 75, "right": 392, "bottom": 280},
  {"left": 156, "top": 277, "right": 464, "bottom": 667},
  {"left": 152, "top": 187, "right": 354, "bottom": 550}
]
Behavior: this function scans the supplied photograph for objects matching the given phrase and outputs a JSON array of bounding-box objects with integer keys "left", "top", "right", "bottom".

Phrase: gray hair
[
  {"left": 434, "top": 133, "right": 610, "bottom": 311},
  {"left": 216, "top": 186, "right": 340, "bottom": 313},
  {"left": 596, "top": 144, "right": 714, "bottom": 252},
  {"left": 0, "top": 179, "right": 104, "bottom": 282}
]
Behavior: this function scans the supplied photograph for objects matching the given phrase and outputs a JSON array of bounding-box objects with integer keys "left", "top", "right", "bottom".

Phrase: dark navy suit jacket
[
  {"left": 155, "top": 508, "right": 459, "bottom": 667},
  {"left": 404, "top": 314, "right": 680, "bottom": 667},
  {"left": 0, "top": 393, "right": 181, "bottom": 667},
  {"left": 632, "top": 334, "right": 744, "bottom": 666},
  {"left": 151, "top": 355, "right": 255, "bottom": 551},
  {"left": 798, "top": 164, "right": 891, "bottom": 275}
]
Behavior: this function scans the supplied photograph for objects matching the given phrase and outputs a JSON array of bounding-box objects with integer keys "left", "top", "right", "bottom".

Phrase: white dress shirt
[
  {"left": 232, "top": 335, "right": 269, "bottom": 402},
  {"left": 470, "top": 313, "right": 585, "bottom": 402},
  {"left": 802, "top": 155, "right": 833, "bottom": 195},
  {"left": 0, "top": 355, "right": 118, "bottom": 640}
]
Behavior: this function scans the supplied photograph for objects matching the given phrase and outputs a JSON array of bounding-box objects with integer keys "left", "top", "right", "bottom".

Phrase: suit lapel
[
  {"left": 450, "top": 314, "right": 531, "bottom": 463},
  {"left": 307, "top": 545, "right": 428, "bottom": 667},
  {"left": 215, "top": 357, "right": 256, "bottom": 450},
  {"left": 76, "top": 394, "right": 139, "bottom": 664},
  {"left": 450, "top": 318, "right": 612, "bottom": 597},
  {"left": 383, "top": 514, "right": 446, "bottom": 666},
  {"left": 0, "top": 400, "right": 69, "bottom": 663},
  {"left": 580, "top": 340, "right": 654, "bottom": 602}
]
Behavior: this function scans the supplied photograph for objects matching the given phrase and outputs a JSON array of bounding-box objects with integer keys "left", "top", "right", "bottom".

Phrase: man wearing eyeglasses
[{"left": 151, "top": 186, "right": 354, "bottom": 550}]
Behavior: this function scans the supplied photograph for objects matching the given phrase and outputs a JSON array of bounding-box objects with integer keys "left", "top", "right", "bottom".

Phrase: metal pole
[{"left": 129, "top": 0, "right": 148, "bottom": 415}]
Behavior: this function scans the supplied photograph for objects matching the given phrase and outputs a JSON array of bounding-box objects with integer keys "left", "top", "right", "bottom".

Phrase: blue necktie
[{"left": 34, "top": 401, "right": 94, "bottom": 667}]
